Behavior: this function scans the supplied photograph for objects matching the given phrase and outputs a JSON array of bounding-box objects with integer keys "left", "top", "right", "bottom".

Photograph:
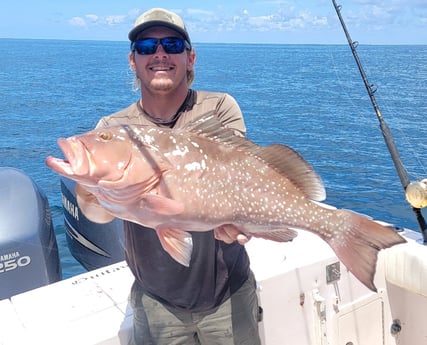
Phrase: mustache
[{"left": 148, "top": 60, "right": 175, "bottom": 69}]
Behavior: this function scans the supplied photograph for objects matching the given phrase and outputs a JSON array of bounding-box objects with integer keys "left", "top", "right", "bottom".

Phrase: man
[{"left": 79, "top": 8, "right": 261, "bottom": 345}]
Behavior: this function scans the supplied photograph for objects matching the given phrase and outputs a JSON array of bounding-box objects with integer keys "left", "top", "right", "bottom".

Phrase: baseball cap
[{"left": 128, "top": 8, "right": 191, "bottom": 46}]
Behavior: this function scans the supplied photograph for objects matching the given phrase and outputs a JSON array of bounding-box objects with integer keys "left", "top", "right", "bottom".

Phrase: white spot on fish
[
  {"left": 131, "top": 127, "right": 141, "bottom": 135},
  {"left": 172, "top": 146, "right": 189, "bottom": 157},
  {"left": 185, "top": 161, "right": 203, "bottom": 171},
  {"left": 144, "top": 134, "right": 155, "bottom": 145}
]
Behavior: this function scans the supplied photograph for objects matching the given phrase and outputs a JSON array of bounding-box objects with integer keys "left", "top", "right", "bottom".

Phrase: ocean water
[{"left": 1, "top": 39, "right": 426, "bottom": 278}]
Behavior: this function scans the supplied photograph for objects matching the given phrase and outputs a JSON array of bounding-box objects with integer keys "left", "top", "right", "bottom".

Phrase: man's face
[{"left": 129, "top": 26, "right": 195, "bottom": 94}]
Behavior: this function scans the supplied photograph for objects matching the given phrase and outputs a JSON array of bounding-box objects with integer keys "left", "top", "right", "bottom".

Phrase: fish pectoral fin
[
  {"left": 75, "top": 183, "right": 115, "bottom": 223},
  {"left": 251, "top": 228, "right": 298, "bottom": 242},
  {"left": 156, "top": 228, "right": 193, "bottom": 267},
  {"left": 140, "top": 195, "right": 185, "bottom": 215}
]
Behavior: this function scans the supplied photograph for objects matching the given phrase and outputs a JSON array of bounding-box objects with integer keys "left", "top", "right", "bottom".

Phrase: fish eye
[{"left": 98, "top": 131, "right": 112, "bottom": 141}]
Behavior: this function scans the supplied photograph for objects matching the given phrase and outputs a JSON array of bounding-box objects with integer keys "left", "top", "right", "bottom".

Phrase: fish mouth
[{"left": 46, "top": 137, "right": 90, "bottom": 177}]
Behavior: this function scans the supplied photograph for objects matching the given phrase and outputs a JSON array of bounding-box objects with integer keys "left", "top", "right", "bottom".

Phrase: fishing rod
[{"left": 332, "top": 0, "right": 427, "bottom": 242}]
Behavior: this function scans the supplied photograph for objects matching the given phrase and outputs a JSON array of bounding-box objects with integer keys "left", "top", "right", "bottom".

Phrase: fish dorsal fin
[
  {"left": 182, "top": 112, "right": 258, "bottom": 150},
  {"left": 255, "top": 144, "right": 326, "bottom": 201},
  {"left": 183, "top": 112, "right": 326, "bottom": 201}
]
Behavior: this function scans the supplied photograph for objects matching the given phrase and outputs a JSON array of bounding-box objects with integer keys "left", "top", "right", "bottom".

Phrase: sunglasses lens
[
  {"left": 133, "top": 38, "right": 188, "bottom": 55},
  {"left": 161, "top": 38, "right": 185, "bottom": 53},
  {"left": 133, "top": 39, "right": 158, "bottom": 55}
]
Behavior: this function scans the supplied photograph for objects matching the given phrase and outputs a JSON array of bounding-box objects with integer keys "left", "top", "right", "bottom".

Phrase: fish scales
[
  {"left": 152, "top": 130, "right": 334, "bottom": 234},
  {"left": 46, "top": 112, "right": 406, "bottom": 291},
  {"left": 130, "top": 125, "right": 317, "bottom": 229}
]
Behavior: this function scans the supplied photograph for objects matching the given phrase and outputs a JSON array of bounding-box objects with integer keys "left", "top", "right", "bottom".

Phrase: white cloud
[
  {"left": 185, "top": 8, "right": 214, "bottom": 17},
  {"left": 235, "top": 8, "right": 328, "bottom": 32},
  {"left": 66, "top": 2, "right": 426, "bottom": 42},
  {"left": 345, "top": 1, "right": 427, "bottom": 29},
  {"left": 85, "top": 14, "right": 99, "bottom": 23},
  {"left": 68, "top": 17, "right": 86, "bottom": 27},
  {"left": 69, "top": 12, "right": 130, "bottom": 30},
  {"left": 68, "top": 5, "right": 328, "bottom": 35},
  {"left": 104, "top": 15, "right": 126, "bottom": 26}
]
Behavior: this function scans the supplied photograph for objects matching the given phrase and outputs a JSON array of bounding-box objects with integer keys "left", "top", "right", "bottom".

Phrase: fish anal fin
[
  {"left": 156, "top": 228, "right": 193, "bottom": 267},
  {"left": 251, "top": 228, "right": 298, "bottom": 242},
  {"left": 141, "top": 195, "right": 185, "bottom": 215},
  {"left": 324, "top": 210, "right": 406, "bottom": 292}
]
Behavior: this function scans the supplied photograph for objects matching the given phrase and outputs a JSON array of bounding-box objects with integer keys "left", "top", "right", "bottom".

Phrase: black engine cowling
[{"left": 61, "top": 177, "right": 125, "bottom": 271}]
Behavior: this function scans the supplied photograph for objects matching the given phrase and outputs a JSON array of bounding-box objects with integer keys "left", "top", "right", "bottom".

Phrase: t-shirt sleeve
[
  {"left": 215, "top": 93, "right": 246, "bottom": 137},
  {"left": 95, "top": 102, "right": 143, "bottom": 129}
]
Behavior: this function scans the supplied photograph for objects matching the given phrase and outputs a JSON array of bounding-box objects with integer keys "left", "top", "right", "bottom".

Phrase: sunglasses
[{"left": 131, "top": 37, "right": 191, "bottom": 55}]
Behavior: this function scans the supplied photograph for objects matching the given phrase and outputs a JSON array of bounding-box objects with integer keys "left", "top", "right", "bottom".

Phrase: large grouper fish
[{"left": 46, "top": 112, "right": 406, "bottom": 291}]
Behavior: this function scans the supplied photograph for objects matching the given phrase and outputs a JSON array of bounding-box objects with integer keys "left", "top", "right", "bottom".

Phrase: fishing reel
[{"left": 406, "top": 179, "right": 427, "bottom": 209}]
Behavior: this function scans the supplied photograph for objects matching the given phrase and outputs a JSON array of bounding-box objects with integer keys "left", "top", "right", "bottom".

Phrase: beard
[{"left": 149, "top": 76, "right": 174, "bottom": 91}]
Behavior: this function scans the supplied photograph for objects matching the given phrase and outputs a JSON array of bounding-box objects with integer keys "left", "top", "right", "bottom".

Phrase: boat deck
[{"left": 1, "top": 229, "right": 426, "bottom": 345}]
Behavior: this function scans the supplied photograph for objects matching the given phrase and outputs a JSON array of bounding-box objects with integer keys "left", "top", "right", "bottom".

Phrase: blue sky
[{"left": 1, "top": 0, "right": 426, "bottom": 44}]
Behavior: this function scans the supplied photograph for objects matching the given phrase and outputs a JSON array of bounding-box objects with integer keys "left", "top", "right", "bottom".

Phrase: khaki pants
[{"left": 129, "top": 271, "right": 261, "bottom": 345}]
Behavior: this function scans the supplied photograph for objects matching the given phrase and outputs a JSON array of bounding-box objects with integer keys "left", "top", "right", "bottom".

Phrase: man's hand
[{"left": 214, "top": 224, "right": 251, "bottom": 245}]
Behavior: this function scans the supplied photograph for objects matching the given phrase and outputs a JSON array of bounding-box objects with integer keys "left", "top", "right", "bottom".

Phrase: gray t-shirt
[{"left": 97, "top": 90, "right": 251, "bottom": 311}]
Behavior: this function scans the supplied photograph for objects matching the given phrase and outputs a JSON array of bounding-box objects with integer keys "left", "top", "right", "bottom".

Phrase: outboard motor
[
  {"left": 0, "top": 167, "right": 61, "bottom": 300},
  {"left": 61, "top": 177, "right": 125, "bottom": 271}
]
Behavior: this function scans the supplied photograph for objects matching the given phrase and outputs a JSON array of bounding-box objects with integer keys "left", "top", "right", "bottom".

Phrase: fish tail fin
[{"left": 325, "top": 210, "right": 406, "bottom": 292}]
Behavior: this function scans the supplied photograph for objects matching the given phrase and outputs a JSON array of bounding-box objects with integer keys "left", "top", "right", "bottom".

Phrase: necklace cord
[{"left": 139, "top": 89, "right": 195, "bottom": 127}]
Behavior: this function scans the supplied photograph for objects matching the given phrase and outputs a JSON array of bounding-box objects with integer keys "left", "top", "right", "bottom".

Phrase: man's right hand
[{"left": 214, "top": 224, "right": 251, "bottom": 245}]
